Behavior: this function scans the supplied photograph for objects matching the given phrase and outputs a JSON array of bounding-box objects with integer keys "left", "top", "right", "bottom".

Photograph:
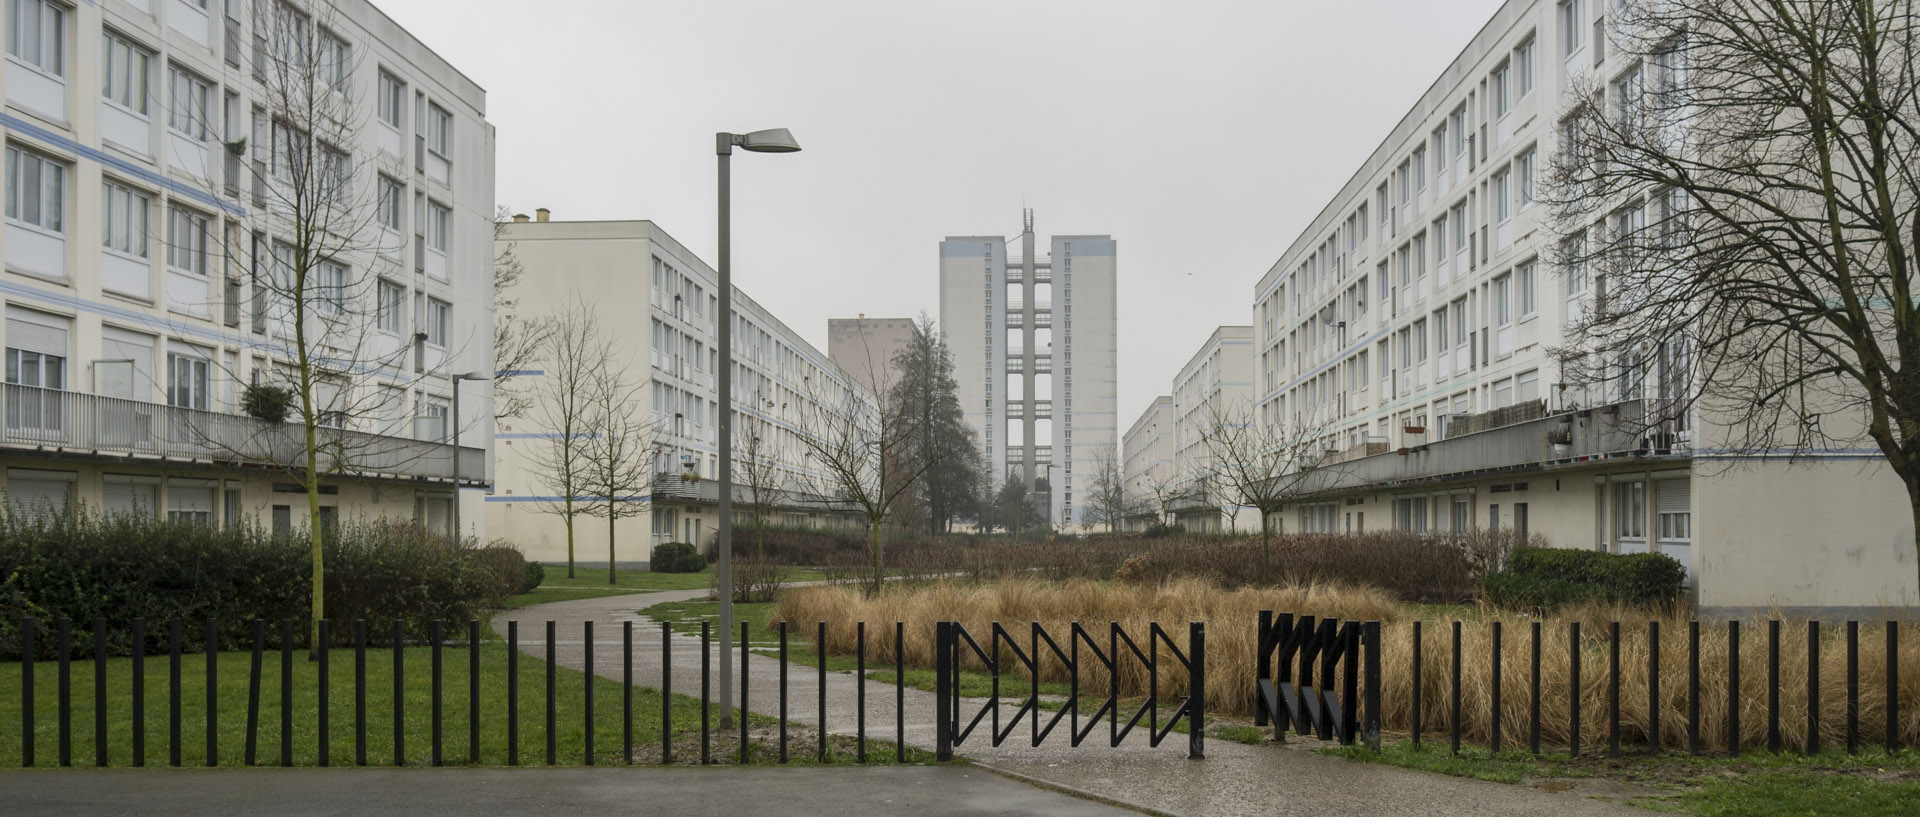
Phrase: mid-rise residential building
[
  {"left": 487, "top": 217, "right": 866, "bottom": 563},
  {"left": 1120, "top": 395, "right": 1172, "bottom": 532},
  {"left": 940, "top": 209, "right": 1117, "bottom": 529},
  {"left": 0, "top": 0, "right": 492, "bottom": 533},
  {"left": 1248, "top": 0, "right": 1913, "bottom": 610},
  {"left": 827, "top": 315, "right": 913, "bottom": 398},
  {"left": 1166, "top": 326, "right": 1254, "bottom": 532}
]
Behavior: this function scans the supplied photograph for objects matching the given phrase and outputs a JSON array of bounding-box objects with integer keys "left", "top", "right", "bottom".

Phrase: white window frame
[
  {"left": 1515, "top": 34, "right": 1537, "bottom": 99},
  {"left": 426, "top": 102, "right": 451, "bottom": 158},
  {"left": 318, "top": 28, "right": 349, "bottom": 94},
  {"left": 1492, "top": 59, "right": 1511, "bottom": 119},
  {"left": 377, "top": 174, "right": 404, "bottom": 232},
  {"left": 1515, "top": 147, "right": 1537, "bottom": 211},
  {"left": 1493, "top": 167, "right": 1512, "bottom": 223},
  {"left": 1494, "top": 273, "right": 1513, "bottom": 327},
  {"left": 167, "top": 205, "right": 208, "bottom": 276},
  {"left": 377, "top": 70, "right": 404, "bottom": 129},
  {"left": 5, "top": 145, "right": 66, "bottom": 233},
  {"left": 6, "top": 0, "right": 65, "bottom": 77},
  {"left": 1560, "top": 0, "right": 1585, "bottom": 60},
  {"left": 102, "top": 30, "right": 150, "bottom": 115},
  {"left": 167, "top": 349, "right": 210, "bottom": 411},
  {"left": 426, "top": 200, "right": 450, "bottom": 252},
  {"left": 101, "top": 179, "right": 150, "bottom": 258},
  {"left": 1517, "top": 259, "right": 1538, "bottom": 318},
  {"left": 425, "top": 297, "right": 450, "bottom": 346},
  {"left": 168, "top": 63, "right": 214, "bottom": 142},
  {"left": 376, "top": 278, "right": 405, "bottom": 334},
  {"left": 316, "top": 261, "right": 347, "bottom": 314}
]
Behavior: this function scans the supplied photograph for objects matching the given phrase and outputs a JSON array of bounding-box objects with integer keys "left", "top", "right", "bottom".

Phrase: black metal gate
[
  {"left": 1255, "top": 611, "right": 1381, "bottom": 748},
  {"left": 933, "top": 621, "right": 1205, "bottom": 760}
]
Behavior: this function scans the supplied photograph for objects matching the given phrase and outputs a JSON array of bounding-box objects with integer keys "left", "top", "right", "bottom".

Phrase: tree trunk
[
  {"left": 1259, "top": 510, "right": 1272, "bottom": 587},
  {"left": 607, "top": 499, "right": 617, "bottom": 584},
  {"left": 564, "top": 498, "right": 576, "bottom": 579},
  {"left": 869, "top": 519, "right": 885, "bottom": 598},
  {"left": 305, "top": 430, "right": 324, "bottom": 661}
]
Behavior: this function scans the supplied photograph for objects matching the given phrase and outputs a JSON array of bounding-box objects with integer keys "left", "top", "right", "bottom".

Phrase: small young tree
[
  {"left": 1198, "top": 401, "right": 1336, "bottom": 583},
  {"left": 793, "top": 374, "right": 927, "bottom": 595},
  {"left": 736, "top": 399, "right": 785, "bottom": 560},
  {"left": 1083, "top": 444, "right": 1129, "bottom": 533},
  {"left": 529, "top": 300, "right": 608, "bottom": 579},
  {"left": 580, "top": 348, "right": 653, "bottom": 584}
]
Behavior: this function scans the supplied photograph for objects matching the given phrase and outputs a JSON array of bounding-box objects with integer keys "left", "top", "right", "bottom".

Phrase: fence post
[
  {"left": 1888, "top": 621, "right": 1900, "bottom": 753},
  {"left": 93, "top": 617, "right": 106, "bottom": 768},
  {"left": 204, "top": 618, "right": 218, "bottom": 767},
  {"left": 1490, "top": 621, "right": 1502, "bottom": 753},
  {"left": 1569, "top": 621, "right": 1581, "bottom": 757},
  {"left": 1806, "top": 620, "right": 1819, "bottom": 756},
  {"left": 58, "top": 617, "right": 70, "bottom": 767},
  {"left": 1768, "top": 619, "right": 1780, "bottom": 753},
  {"left": 1189, "top": 621, "right": 1205, "bottom": 760},
  {"left": 245, "top": 619, "right": 262, "bottom": 767},
  {"left": 133, "top": 618, "right": 145, "bottom": 768},
  {"left": 935, "top": 622, "right": 952, "bottom": 762},
  {"left": 1411, "top": 620, "right": 1423, "bottom": 749},
  {"left": 1363, "top": 621, "right": 1381, "bottom": 751},
  {"left": 1255, "top": 611, "right": 1271, "bottom": 729},
  {"left": 1728, "top": 620, "right": 1742, "bottom": 757},
  {"left": 1340, "top": 622, "right": 1358, "bottom": 746},
  {"left": 20, "top": 617, "right": 33, "bottom": 768},
  {"left": 317, "top": 619, "right": 329, "bottom": 768},
  {"left": 1450, "top": 621, "right": 1461, "bottom": 754}
]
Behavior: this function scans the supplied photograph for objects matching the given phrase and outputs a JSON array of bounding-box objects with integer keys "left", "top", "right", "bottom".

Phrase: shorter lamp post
[{"left": 450, "top": 370, "right": 490, "bottom": 540}]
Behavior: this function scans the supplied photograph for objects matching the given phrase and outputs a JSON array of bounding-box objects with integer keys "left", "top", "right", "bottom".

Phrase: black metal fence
[
  {"left": 8, "top": 616, "right": 934, "bottom": 767},
  {"left": 933, "top": 620, "right": 1206, "bottom": 760},
  {"left": 1257, "top": 612, "right": 1915, "bottom": 756}
]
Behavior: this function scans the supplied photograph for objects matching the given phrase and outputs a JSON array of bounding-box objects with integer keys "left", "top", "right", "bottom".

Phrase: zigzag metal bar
[
  {"left": 1032, "top": 623, "right": 1074, "bottom": 746},
  {"left": 1072, "top": 622, "right": 1115, "bottom": 747},
  {"left": 950, "top": 623, "right": 995, "bottom": 746},
  {"left": 992, "top": 623, "right": 1035, "bottom": 746}
]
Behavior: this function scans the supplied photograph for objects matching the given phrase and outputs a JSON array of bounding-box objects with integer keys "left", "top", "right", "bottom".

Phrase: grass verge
[{"left": 1321, "top": 739, "right": 1920, "bottom": 817}]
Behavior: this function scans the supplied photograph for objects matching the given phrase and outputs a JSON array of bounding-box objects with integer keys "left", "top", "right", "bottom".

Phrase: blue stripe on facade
[
  {"left": 1, "top": 112, "right": 246, "bottom": 216},
  {"left": 485, "top": 495, "right": 651, "bottom": 503}
]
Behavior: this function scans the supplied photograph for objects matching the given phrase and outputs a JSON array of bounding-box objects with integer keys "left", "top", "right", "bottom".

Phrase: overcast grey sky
[{"left": 377, "top": 0, "right": 1506, "bottom": 419}]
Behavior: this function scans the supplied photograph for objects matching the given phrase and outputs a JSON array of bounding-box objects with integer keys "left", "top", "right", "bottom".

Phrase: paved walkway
[
  {"left": 500, "top": 591, "right": 1657, "bottom": 817},
  {"left": 0, "top": 766, "right": 1134, "bottom": 817}
]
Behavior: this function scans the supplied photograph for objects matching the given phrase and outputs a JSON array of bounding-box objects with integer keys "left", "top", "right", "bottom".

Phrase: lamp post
[
  {"left": 450, "top": 370, "right": 490, "bottom": 541},
  {"left": 716, "top": 127, "right": 800, "bottom": 730}
]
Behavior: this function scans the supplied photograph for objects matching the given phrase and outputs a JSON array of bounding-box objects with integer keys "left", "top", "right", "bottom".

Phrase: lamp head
[{"left": 738, "top": 128, "right": 801, "bottom": 153}]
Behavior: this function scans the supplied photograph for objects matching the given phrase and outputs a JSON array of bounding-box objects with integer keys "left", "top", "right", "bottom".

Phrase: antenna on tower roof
[{"left": 1023, "top": 207, "right": 1033, "bottom": 233}]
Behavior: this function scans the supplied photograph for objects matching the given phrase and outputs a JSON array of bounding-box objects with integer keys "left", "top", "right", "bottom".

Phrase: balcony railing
[
  {"left": 0, "top": 383, "right": 485, "bottom": 484},
  {"left": 1300, "top": 399, "right": 1670, "bottom": 495}
]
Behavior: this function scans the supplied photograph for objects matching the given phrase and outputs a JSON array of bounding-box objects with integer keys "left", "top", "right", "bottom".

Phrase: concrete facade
[
  {"left": 1244, "top": 0, "right": 1916, "bottom": 610},
  {"left": 940, "top": 210, "right": 1117, "bottom": 529},
  {"left": 1120, "top": 395, "right": 1172, "bottom": 532},
  {"left": 826, "top": 315, "right": 913, "bottom": 398},
  {"left": 487, "top": 218, "right": 865, "bottom": 565},
  {"left": 0, "top": 0, "right": 492, "bottom": 535},
  {"left": 1167, "top": 326, "right": 1255, "bottom": 533}
]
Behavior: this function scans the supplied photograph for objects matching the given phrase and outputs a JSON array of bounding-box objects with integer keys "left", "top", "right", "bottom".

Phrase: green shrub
[
  {"left": 521, "top": 560, "right": 546, "bottom": 593},
  {"left": 650, "top": 542, "right": 705, "bottom": 574},
  {"left": 241, "top": 383, "right": 295, "bottom": 423},
  {"left": 0, "top": 511, "right": 525, "bottom": 658},
  {"left": 1484, "top": 546, "right": 1687, "bottom": 610}
]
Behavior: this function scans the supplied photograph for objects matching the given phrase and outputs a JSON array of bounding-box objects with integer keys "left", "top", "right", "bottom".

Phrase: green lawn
[
  {"left": 1322, "top": 740, "right": 1920, "bottom": 817},
  {"left": 0, "top": 637, "right": 923, "bottom": 767}
]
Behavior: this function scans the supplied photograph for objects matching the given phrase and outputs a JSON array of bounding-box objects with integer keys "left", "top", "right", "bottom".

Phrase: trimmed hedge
[
  {"left": 1482, "top": 546, "right": 1687, "bottom": 610},
  {"left": 0, "top": 511, "right": 529, "bottom": 658},
  {"left": 650, "top": 542, "right": 705, "bottom": 574}
]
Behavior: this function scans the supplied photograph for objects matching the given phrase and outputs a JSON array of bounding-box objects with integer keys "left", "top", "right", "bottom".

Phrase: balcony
[
  {"left": 1300, "top": 399, "right": 1676, "bottom": 495},
  {"left": 0, "top": 383, "right": 484, "bottom": 485},
  {"left": 1004, "top": 400, "right": 1052, "bottom": 420}
]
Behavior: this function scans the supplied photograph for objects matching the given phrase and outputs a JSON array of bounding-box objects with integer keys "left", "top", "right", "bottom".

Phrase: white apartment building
[
  {"left": 940, "top": 210, "right": 1118, "bottom": 529},
  {"left": 1251, "top": 0, "right": 1915, "bottom": 611},
  {"left": 487, "top": 217, "right": 866, "bottom": 564},
  {"left": 0, "top": 0, "right": 492, "bottom": 533},
  {"left": 1120, "top": 394, "right": 1171, "bottom": 532},
  {"left": 1166, "top": 325, "right": 1254, "bottom": 533}
]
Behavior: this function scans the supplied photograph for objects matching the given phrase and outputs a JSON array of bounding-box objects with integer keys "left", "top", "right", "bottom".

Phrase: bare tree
[
  {"left": 736, "top": 397, "right": 785, "bottom": 559},
  {"left": 1083, "top": 444, "right": 1128, "bottom": 533},
  {"left": 1199, "top": 401, "right": 1335, "bottom": 583},
  {"left": 1543, "top": 1, "right": 1920, "bottom": 586},
  {"left": 528, "top": 299, "right": 607, "bottom": 579},
  {"left": 579, "top": 345, "right": 653, "bottom": 585},
  {"left": 491, "top": 208, "right": 553, "bottom": 421},
  {"left": 793, "top": 374, "right": 927, "bottom": 594}
]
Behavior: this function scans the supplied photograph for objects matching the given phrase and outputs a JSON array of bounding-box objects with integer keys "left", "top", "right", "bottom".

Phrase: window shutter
[
  {"left": 7, "top": 472, "right": 71, "bottom": 515},
  {"left": 5, "top": 309, "right": 68, "bottom": 358},
  {"left": 1656, "top": 478, "right": 1690, "bottom": 516},
  {"left": 168, "top": 481, "right": 216, "bottom": 515}
]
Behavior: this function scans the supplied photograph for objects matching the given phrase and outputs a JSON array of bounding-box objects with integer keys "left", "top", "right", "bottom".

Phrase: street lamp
[
  {"left": 450, "top": 370, "right": 490, "bottom": 541},
  {"left": 716, "top": 127, "right": 800, "bottom": 730}
]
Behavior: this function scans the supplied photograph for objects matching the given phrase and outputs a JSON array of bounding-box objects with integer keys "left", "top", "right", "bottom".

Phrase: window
[
  {"left": 426, "top": 200, "right": 450, "bottom": 251},
  {"left": 1612, "top": 62, "right": 1643, "bottom": 126},
  {"left": 167, "top": 206, "right": 208, "bottom": 275},
  {"left": 377, "top": 175, "right": 403, "bottom": 232},
  {"left": 6, "top": 0, "right": 64, "bottom": 76},
  {"left": 376, "top": 279, "right": 405, "bottom": 333},
  {"left": 318, "top": 29, "right": 348, "bottom": 93},
  {"left": 166, "top": 480, "right": 215, "bottom": 526},
  {"left": 102, "top": 180, "right": 149, "bottom": 258},
  {"left": 1563, "top": 232, "right": 1588, "bottom": 297},
  {"left": 1616, "top": 481, "right": 1645, "bottom": 540},
  {"left": 1357, "top": 204, "right": 1368, "bottom": 240},
  {"left": 425, "top": 297, "right": 449, "bottom": 345},
  {"left": 1432, "top": 124, "right": 1447, "bottom": 175},
  {"left": 418, "top": 399, "right": 448, "bottom": 442},
  {"left": 5, "top": 347, "right": 64, "bottom": 389},
  {"left": 5, "top": 146, "right": 65, "bottom": 232},
  {"left": 1493, "top": 168, "right": 1512, "bottom": 222},
  {"left": 1652, "top": 37, "right": 1687, "bottom": 110},
  {"left": 1518, "top": 260, "right": 1538, "bottom": 317},
  {"left": 168, "top": 351, "right": 209, "bottom": 410},
  {"left": 1494, "top": 273, "right": 1513, "bottom": 326},
  {"left": 269, "top": 119, "right": 309, "bottom": 181},
  {"left": 1515, "top": 147, "right": 1536, "bottom": 210},
  {"left": 1656, "top": 479, "right": 1691, "bottom": 541},
  {"left": 168, "top": 65, "right": 213, "bottom": 141},
  {"left": 1376, "top": 183, "right": 1388, "bottom": 228},
  {"left": 1451, "top": 298, "right": 1468, "bottom": 346},
  {"left": 1560, "top": 0, "right": 1585, "bottom": 59},
  {"left": 1450, "top": 104, "right": 1469, "bottom": 157},
  {"left": 1515, "top": 35, "right": 1537, "bottom": 99},
  {"left": 1413, "top": 146, "right": 1427, "bottom": 192},
  {"left": 102, "top": 31, "right": 149, "bottom": 114},
  {"left": 316, "top": 262, "right": 346, "bottom": 314},
  {"left": 320, "top": 144, "right": 348, "bottom": 203},
  {"left": 426, "top": 102, "right": 451, "bottom": 158},
  {"left": 1492, "top": 60, "right": 1511, "bottom": 119},
  {"left": 377, "top": 70, "right": 404, "bottom": 128}
]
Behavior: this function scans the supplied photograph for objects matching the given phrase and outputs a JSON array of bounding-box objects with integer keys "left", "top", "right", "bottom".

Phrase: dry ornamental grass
[{"left": 777, "top": 580, "right": 1920, "bottom": 753}]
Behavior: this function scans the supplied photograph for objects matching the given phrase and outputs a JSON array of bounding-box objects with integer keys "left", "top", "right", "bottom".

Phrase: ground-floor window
[
  {"left": 1394, "top": 496, "right": 1429, "bottom": 533},
  {"left": 1655, "top": 478, "right": 1691, "bottom": 542},
  {"left": 1616, "top": 481, "right": 1646, "bottom": 543}
]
